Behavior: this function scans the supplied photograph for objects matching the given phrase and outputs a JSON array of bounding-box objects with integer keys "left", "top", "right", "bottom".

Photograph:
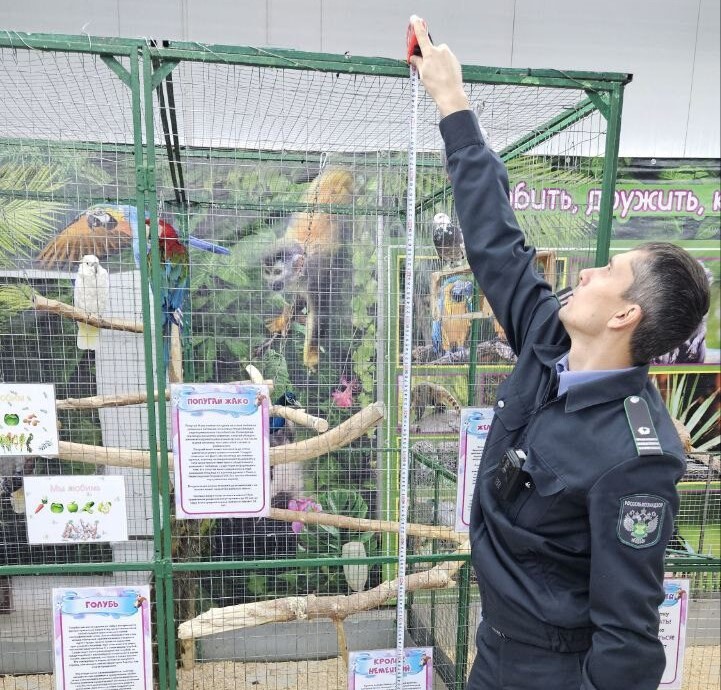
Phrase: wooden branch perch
[
  {"left": 55, "top": 392, "right": 327, "bottom": 432},
  {"left": 32, "top": 293, "right": 143, "bottom": 333},
  {"left": 56, "top": 401, "right": 383, "bottom": 469},
  {"left": 169, "top": 322, "right": 183, "bottom": 384},
  {"left": 177, "top": 540, "right": 471, "bottom": 640},
  {"left": 271, "top": 401, "right": 384, "bottom": 466},
  {"left": 58, "top": 441, "right": 151, "bottom": 470},
  {"left": 270, "top": 507, "right": 463, "bottom": 543},
  {"left": 56, "top": 390, "right": 170, "bottom": 410},
  {"left": 245, "top": 364, "right": 265, "bottom": 385},
  {"left": 274, "top": 406, "right": 329, "bottom": 433}
]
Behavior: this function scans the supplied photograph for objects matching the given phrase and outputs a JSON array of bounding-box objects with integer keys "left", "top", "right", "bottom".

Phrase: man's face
[{"left": 559, "top": 250, "right": 640, "bottom": 337}]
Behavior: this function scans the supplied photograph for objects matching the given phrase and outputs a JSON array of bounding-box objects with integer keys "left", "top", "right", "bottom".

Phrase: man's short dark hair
[{"left": 624, "top": 242, "right": 711, "bottom": 365}]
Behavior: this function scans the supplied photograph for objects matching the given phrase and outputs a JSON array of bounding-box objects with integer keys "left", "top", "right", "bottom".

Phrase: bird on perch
[
  {"left": 37, "top": 204, "right": 229, "bottom": 269},
  {"left": 126, "top": 206, "right": 229, "bottom": 376},
  {"left": 432, "top": 276, "right": 474, "bottom": 356},
  {"left": 432, "top": 212, "right": 466, "bottom": 267},
  {"left": 73, "top": 254, "right": 109, "bottom": 350},
  {"left": 269, "top": 391, "right": 302, "bottom": 447}
]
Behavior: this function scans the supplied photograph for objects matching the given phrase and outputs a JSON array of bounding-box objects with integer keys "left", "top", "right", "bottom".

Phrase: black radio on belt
[{"left": 493, "top": 448, "right": 529, "bottom": 501}]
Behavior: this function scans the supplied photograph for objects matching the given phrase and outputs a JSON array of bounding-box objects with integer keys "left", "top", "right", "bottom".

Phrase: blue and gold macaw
[
  {"left": 269, "top": 391, "right": 302, "bottom": 447},
  {"left": 432, "top": 276, "right": 474, "bottom": 356},
  {"left": 41, "top": 203, "right": 229, "bottom": 371}
]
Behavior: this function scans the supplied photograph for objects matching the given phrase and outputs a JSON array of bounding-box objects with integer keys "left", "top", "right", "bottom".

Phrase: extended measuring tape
[{"left": 394, "top": 14, "right": 429, "bottom": 689}]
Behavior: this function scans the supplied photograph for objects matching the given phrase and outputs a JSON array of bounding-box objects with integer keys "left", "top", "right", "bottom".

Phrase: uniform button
[{"left": 497, "top": 400, "right": 505, "bottom": 408}]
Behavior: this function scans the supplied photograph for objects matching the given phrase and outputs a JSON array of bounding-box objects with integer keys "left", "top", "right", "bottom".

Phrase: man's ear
[{"left": 608, "top": 303, "right": 642, "bottom": 331}]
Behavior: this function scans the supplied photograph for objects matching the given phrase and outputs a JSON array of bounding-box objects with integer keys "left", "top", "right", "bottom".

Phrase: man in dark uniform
[{"left": 409, "top": 19, "right": 711, "bottom": 690}]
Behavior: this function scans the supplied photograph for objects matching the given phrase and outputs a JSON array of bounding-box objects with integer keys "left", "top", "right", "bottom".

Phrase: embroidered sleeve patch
[{"left": 617, "top": 494, "right": 667, "bottom": 549}]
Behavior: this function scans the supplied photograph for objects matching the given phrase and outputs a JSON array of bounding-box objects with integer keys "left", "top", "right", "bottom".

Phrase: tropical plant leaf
[
  {"left": 685, "top": 391, "right": 720, "bottom": 442},
  {"left": 0, "top": 163, "right": 69, "bottom": 265},
  {"left": 659, "top": 375, "right": 719, "bottom": 451},
  {"left": 0, "top": 285, "right": 33, "bottom": 312},
  {"left": 694, "top": 435, "right": 721, "bottom": 452}
]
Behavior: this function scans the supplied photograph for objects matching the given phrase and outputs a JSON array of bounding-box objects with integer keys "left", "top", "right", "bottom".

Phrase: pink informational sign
[
  {"left": 455, "top": 408, "right": 495, "bottom": 532},
  {"left": 52, "top": 585, "right": 152, "bottom": 690},
  {"left": 171, "top": 383, "right": 270, "bottom": 519},
  {"left": 659, "top": 578, "right": 691, "bottom": 689}
]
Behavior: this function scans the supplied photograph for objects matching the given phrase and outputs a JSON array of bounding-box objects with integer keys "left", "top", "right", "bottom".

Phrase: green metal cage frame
[{"left": 3, "top": 31, "right": 712, "bottom": 690}]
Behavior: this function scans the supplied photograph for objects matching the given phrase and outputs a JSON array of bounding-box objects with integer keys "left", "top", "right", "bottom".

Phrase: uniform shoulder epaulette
[{"left": 624, "top": 396, "right": 662, "bottom": 456}]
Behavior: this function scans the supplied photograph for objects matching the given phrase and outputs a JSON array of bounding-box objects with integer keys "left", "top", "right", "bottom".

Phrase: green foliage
[
  {"left": 260, "top": 349, "right": 293, "bottom": 396},
  {"left": 350, "top": 216, "right": 378, "bottom": 407},
  {"left": 660, "top": 374, "right": 720, "bottom": 452},
  {"left": 0, "top": 285, "right": 33, "bottom": 314},
  {"left": 295, "top": 489, "right": 379, "bottom": 593},
  {"left": 206, "top": 488, "right": 379, "bottom": 602},
  {"left": 506, "top": 157, "right": 598, "bottom": 249},
  {"left": 0, "top": 163, "right": 67, "bottom": 266},
  {"left": 299, "top": 489, "right": 374, "bottom": 552}
]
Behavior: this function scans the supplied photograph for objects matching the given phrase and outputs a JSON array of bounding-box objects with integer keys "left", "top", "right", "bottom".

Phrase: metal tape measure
[{"left": 394, "top": 57, "right": 420, "bottom": 688}]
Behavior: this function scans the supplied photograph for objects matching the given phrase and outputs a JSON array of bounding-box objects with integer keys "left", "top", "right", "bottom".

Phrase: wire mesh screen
[
  {"left": 1, "top": 33, "right": 715, "bottom": 690},
  {"left": 407, "top": 450, "right": 721, "bottom": 690},
  {"left": 0, "top": 42, "right": 161, "bottom": 685}
]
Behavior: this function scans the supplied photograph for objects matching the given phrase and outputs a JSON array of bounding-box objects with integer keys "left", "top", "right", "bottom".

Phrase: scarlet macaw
[{"left": 124, "top": 205, "right": 228, "bottom": 372}]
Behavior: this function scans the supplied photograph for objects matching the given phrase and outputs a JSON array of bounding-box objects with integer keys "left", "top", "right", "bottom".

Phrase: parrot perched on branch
[
  {"left": 121, "top": 204, "right": 229, "bottom": 377},
  {"left": 38, "top": 206, "right": 134, "bottom": 267},
  {"left": 432, "top": 212, "right": 465, "bottom": 267},
  {"left": 73, "top": 254, "right": 109, "bottom": 350},
  {"left": 432, "top": 276, "right": 474, "bottom": 356},
  {"left": 38, "top": 204, "right": 229, "bottom": 269}
]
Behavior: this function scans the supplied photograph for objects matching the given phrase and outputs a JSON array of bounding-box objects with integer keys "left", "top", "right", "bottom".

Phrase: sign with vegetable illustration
[
  {"left": 23, "top": 476, "right": 128, "bottom": 544},
  {"left": 0, "top": 383, "right": 59, "bottom": 456}
]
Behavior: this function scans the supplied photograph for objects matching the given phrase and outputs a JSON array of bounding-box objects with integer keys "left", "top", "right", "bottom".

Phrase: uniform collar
[
  {"left": 563, "top": 364, "right": 649, "bottom": 412},
  {"left": 532, "top": 343, "right": 649, "bottom": 412},
  {"left": 533, "top": 343, "right": 569, "bottom": 367}
]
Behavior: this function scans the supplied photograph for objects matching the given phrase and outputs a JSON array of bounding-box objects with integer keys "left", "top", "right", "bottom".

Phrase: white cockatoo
[{"left": 73, "top": 254, "right": 109, "bottom": 350}]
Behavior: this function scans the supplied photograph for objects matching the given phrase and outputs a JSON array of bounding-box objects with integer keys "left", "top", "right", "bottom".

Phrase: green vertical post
[
  {"left": 454, "top": 562, "right": 472, "bottom": 688},
  {"left": 430, "top": 471, "right": 442, "bottom": 647},
  {"left": 143, "top": 44, "right": 178, "bottom": 687},
  {"left": 595, "top": 85, "right": 625, "bottom": 267},
  {"left": 130, "top": 47, "right": 168, "bottom": 690},
  {"left": 407, "top": 454, "right": 416, "bottom": 612},
  {"left": 177, "top": 210, "right": 196, "bottom": 382}
]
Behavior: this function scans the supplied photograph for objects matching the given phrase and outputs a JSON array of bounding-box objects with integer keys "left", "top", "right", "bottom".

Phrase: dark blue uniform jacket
[{"left": 440, "top": 109, "right": 686, "bottom": 690}]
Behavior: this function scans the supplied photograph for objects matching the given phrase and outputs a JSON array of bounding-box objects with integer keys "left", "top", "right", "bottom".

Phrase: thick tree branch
[
  {"left": 178, "top": 541, "right": 471, "bottom": 640},
  {"left": 32, "top": 293, "right": 143, "bottom": 333},
  {"left": 57, "top": 402, "right": 382, "bottom": 468}
]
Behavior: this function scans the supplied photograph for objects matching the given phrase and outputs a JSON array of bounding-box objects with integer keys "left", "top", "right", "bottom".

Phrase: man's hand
[{"left": 409, "top": 17, "right": 470, "bottom": 118}]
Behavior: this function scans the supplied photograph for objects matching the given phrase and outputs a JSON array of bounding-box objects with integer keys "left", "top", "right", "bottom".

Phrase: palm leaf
[
  {"left": 0, "top": 163, "right": 68, "bottom": 265},
  {"left": 694, "top": 435, "right": 721, "bottom": 453},
  {"left": 505, "top": 156, "right": 598, "bottom": 249},
  {"left": 660, "top": 374, "right": 720, "bottom": 451},
  {"left": 0, "top": 146, "right": 110, "bottom": 187},
  {"left": 0, "top": 285, "right": 33, "bottom": 312},
  {"left": 686, "top": 392, "right": 720, "bottom": 443}
]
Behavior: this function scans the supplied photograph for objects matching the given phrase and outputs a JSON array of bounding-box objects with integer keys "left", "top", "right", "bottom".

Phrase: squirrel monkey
[{"left": 262, "top": 167, "right": 354, "bottom": 371}]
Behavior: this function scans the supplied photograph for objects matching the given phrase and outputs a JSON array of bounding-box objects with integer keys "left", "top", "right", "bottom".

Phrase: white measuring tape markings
[{"left": 394, "top": 59, "right": 420, "bottom": 689}]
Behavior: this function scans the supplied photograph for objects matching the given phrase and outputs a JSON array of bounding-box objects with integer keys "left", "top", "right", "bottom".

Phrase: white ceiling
[{"left": 1, "top": 0, "right": 719, "bottom": 158}]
